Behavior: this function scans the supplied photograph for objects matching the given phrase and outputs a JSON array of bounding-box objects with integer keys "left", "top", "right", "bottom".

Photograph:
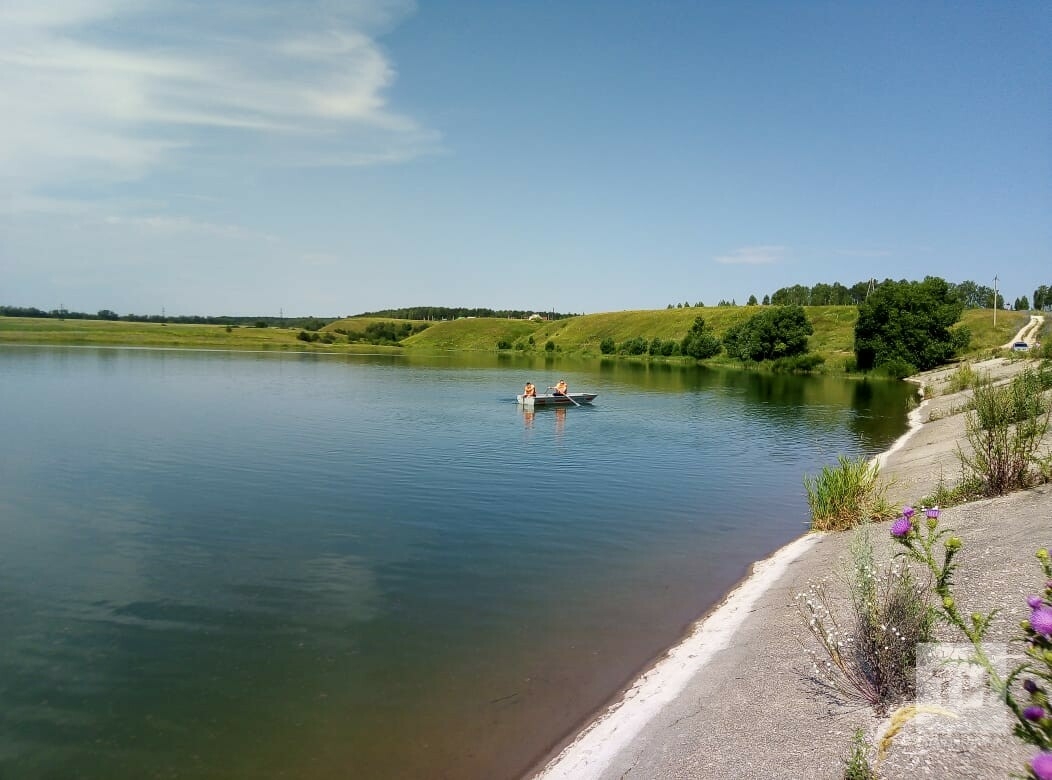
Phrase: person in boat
[
  {"left": 553, "top": 380, "right": 568, "bottom": 397},
  {"left": 523, "top": 382, "right": 537, "bottom": 398}
]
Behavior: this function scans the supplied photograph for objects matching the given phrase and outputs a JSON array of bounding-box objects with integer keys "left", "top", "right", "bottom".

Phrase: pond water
[{"left": 0, "top": 346, "right": 913, "bottom": 779}]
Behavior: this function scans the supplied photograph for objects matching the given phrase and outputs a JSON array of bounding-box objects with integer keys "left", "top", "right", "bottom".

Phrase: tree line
[
  {"left": 670, "top": 278, "right": 1048, "bottom": 312},
  {"left": 0, "top": 305, "right": 334, "bottom": 329},
  {"left": 351, "top": 306, "right": 578, "bottom": 321}
]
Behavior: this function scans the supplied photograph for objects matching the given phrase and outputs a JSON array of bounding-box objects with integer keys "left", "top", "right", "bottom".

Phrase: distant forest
[
  {"left": 0, "top": 306, "right": 332, "bottom": 330},
  {"left": 350, "top": 306, "right": 579, "bottom": 321},
  {"left": 668, "top": 278, "right": 1050, "bottom": 311}
]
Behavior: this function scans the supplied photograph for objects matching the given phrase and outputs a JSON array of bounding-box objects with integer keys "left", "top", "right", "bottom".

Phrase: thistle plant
[{"left": 890, "top": 506, "right": 1052, "bottom": 779}]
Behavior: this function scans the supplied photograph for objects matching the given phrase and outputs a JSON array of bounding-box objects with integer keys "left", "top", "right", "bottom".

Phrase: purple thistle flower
[
  {"left": 925, "top": 506, "right": 940, "bottom": 519},
  {"left": 1032, "top": 752, "right": 1052, "bottom": 780},
  {"left": 1025, "top": 705, "right": 1046, "bottom": 721},
  {"left": 1031, "top": 606, "right": 1052, "bottom": 637},
  {"left": 1025, "top": 678, "right": 1040, "bottom": 694},
  {"left": 902, "top": 506, "right": 915, "bottom": 519},
  {"left": 891, "top": 516, "right": 912, "bottom": 538},
  {"left": 1029, "top": 595, "right": 1045, "bottom": 609}
]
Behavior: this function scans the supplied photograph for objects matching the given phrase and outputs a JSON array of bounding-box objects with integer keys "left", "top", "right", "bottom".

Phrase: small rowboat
[{"left": 517, "top": 393, "right": 597, "bottom": 407}]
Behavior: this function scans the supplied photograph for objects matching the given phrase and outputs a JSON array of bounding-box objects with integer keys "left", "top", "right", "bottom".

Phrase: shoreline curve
[{"left": 532, "top": 390, "right": 930, "bottom": 780}]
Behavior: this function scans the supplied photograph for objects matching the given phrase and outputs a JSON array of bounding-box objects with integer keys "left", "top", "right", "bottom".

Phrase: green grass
[
  {"left": 955, "top": 309, "right": 1029, "bottom": 355},
  {"left": 2, "top": 304, "right": 1011, "bottom": 371},
  {"left": 804, "top": 455, "right": 893, "bottom": 531},
  {"left": 0, "top": 317, "right": 403, "bottom": 353}
]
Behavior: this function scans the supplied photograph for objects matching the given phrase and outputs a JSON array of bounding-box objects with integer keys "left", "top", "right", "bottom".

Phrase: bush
[
  {"left": 496, "top": 339, "right": 512, "bottom": 350},
  {"left": 619, "top": 336, "right": 648, "bottom": 356},
  {"left": 296, "top": 330, "right": 312, "bottom": 342},
  {"left": 544, "top": 340, "right": 556, "bottom": 352},
  {"left": 877, "top": 358, "right": 917, "bottom": 379},
  {"left": 959, "top": 369, "right": 1051, "bottom": 496},
  {"left": 945, "top": 362, "right": 978, "bottom": 393},
  {"left": 804, "top": 456, "right": 892, "bottom": 531},
  {"left": 254, "top": 321, "right": 268, "bottom": 328},
  {"left": 599, "top": 337, "right": 616, "bottom": 355},
  {"left": 797, "top": 528, "right": 933, "bottom": 712},
  {"left": 680, "top": 316, "right": 721, "bottom": 360},
  {"left": 723, "top": 305, "right": 812, "bottom": 362},
  {"left": 771, "top": 353, "right": 826, "bottom": 373}
]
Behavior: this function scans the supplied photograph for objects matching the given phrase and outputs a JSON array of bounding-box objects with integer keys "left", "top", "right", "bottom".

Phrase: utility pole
[{"left": 993, "top": 275, "right": 999, "bottom": 326}]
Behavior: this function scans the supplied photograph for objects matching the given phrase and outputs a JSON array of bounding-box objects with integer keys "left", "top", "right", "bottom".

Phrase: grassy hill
[{"left": 1, "top": 306, "right": 1034, "bottom": 370}]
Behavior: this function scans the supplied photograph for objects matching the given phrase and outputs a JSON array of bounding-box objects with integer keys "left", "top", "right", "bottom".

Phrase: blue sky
[{"left": 2, "top": 1, "right": 1049, "bottom": 316}]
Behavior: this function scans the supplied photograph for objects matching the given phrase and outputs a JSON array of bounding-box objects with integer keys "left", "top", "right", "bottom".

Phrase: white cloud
[
  {"left": 0, "top": 0, "right": 438, "bottom": 197},
  {"left": 714, "top": 245, "right": 785, "bottom": 265}
]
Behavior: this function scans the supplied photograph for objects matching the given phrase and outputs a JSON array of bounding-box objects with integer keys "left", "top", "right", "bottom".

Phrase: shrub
[
  {"left": 723, "top": 305, "right": 811, "bottom": 362},
  {"left": 619, "top": 336, "right": 648, "bottom": 356},
  {"left": 958, "top": 368, "right": 1051, "bottom": 496},
  {"left": 254, "top": 321, "right": 268, "bottom": 328},
  {"left": 771, "top": 353, "right": 826, "bottom": 373},
  {"left": 544, "top": 339, "right": 556, "bottom": 352},
  {"left": 945, "top": 362, "right": 978, "bottom": 393},
  {"left": 296, "top": 330, "right": 312, "bottom": 342},
  {"left": 797, "top": 527, "right": 933, "bottom": 711},
  {"left": 680, "top": 316, "right": 721, "bottom": 360},
  {"left": 804, "top": 456, "right": 892, "bottom": 531},
  {"left": 599, "top": 337, "right": 616, "bottom": 355},
  {"left": 876, "top": 358, "right": 916, "bottom": 380},
  {"left": 496, "top": 339, "right": 512, "bottom": 350}
]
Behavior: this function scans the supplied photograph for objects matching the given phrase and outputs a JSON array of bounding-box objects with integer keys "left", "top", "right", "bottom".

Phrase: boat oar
[{"left": 549, "top": 386, "right": 581, "bottom": 407}]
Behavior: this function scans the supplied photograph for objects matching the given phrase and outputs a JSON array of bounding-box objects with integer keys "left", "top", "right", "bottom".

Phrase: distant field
[
  {"left": 0, "top": 317, "right": 402, "bottom": 353},
  {"left": 1, "top": 305, "right": 1038, "bottom": 368}
]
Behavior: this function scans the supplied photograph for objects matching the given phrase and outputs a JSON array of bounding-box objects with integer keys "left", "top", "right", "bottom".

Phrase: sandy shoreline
[
  {"left": 531, "top": 350, "right": 1051, "bottom": 779},
  {"left": 531, "top": 533, "right": 823, "bottom": 779}
]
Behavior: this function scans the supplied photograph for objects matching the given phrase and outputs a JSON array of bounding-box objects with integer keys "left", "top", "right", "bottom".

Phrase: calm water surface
[{"left": 0, "top": 347, "right": 913, "bottom": 778}]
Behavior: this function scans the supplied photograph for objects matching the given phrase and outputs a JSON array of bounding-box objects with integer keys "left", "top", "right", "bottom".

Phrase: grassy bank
[{"left": 1, "top": 306, "right": 1034, "bottom": 369}]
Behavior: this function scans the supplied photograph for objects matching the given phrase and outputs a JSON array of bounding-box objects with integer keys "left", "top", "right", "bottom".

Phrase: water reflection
[{"left": 0, "top": 346, "right": 913, "bottom": 780}]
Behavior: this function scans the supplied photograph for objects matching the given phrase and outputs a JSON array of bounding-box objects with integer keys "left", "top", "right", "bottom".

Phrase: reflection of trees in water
[
  {"left": 597, "top": 362, "right": 913, "bottom": 450},
  {"left": 402, "top": 351, "right": 914, "bottom": 452}
]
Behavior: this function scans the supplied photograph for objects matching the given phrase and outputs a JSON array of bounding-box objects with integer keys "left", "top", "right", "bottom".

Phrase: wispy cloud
[
  {"left": 0, "top": 0, "right": 438, "bottom": 197},
  {"left": 100, "top": 215, "right": 277, "bottom": 243},
  {"left": 835, "top": 249, "right": 893, "bottom": 258},
  {"left": 714, "top": 245, "right": 786, "bottom": 265}
]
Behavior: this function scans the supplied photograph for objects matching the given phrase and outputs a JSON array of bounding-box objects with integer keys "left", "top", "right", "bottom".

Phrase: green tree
[
  {"left": 599, "top": 337, "right": 616, "bottom": 354},
  {"left": 762, "top": 294, "right": 770, "bottom": 305},
  {"left": 854, "top": 277, "right": 969, "bottom": 372},
  {"left": 680, "top": 316, "right": 721, "bottom": 359},
  {"left": 723, "top": 306, "right": 812, "bottom": 362},
  {"left": 770, "top": 284, "right": 810, "bottom": 306},
  {"left": 1014, "top": 296, "right": 1030, "bottom": 311},
  {"left": 747, "top": 294, "right": 758, "bottom": 306}
]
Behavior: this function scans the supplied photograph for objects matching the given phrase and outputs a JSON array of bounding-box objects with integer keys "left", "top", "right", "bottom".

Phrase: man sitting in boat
[
  {"left": 523, "top": 382, "right": 537, "bottom": 398},
  {"left": 553, "top": 380, "right": 568, "bottom": 396}
]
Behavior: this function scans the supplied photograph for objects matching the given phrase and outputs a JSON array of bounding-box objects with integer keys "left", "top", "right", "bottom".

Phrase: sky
[{"left": 2, "top": 1, "right": 1049, "bottom": 316}]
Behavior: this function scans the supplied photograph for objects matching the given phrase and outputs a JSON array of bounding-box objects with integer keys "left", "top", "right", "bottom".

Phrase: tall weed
[
  {"left": 805, "top": 456, "right": 892, "bottom": 531},
  {"left": 959, "top": 369, "right": 1051, "bottom": 496},
  {"left": 797, "top": 528, "right": 933, "bottom": 712}
]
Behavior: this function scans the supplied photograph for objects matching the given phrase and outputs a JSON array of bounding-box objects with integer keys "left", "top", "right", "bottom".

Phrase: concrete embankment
[{"left": 532, "top": 355, "right": 1051, "bottom": 779}]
